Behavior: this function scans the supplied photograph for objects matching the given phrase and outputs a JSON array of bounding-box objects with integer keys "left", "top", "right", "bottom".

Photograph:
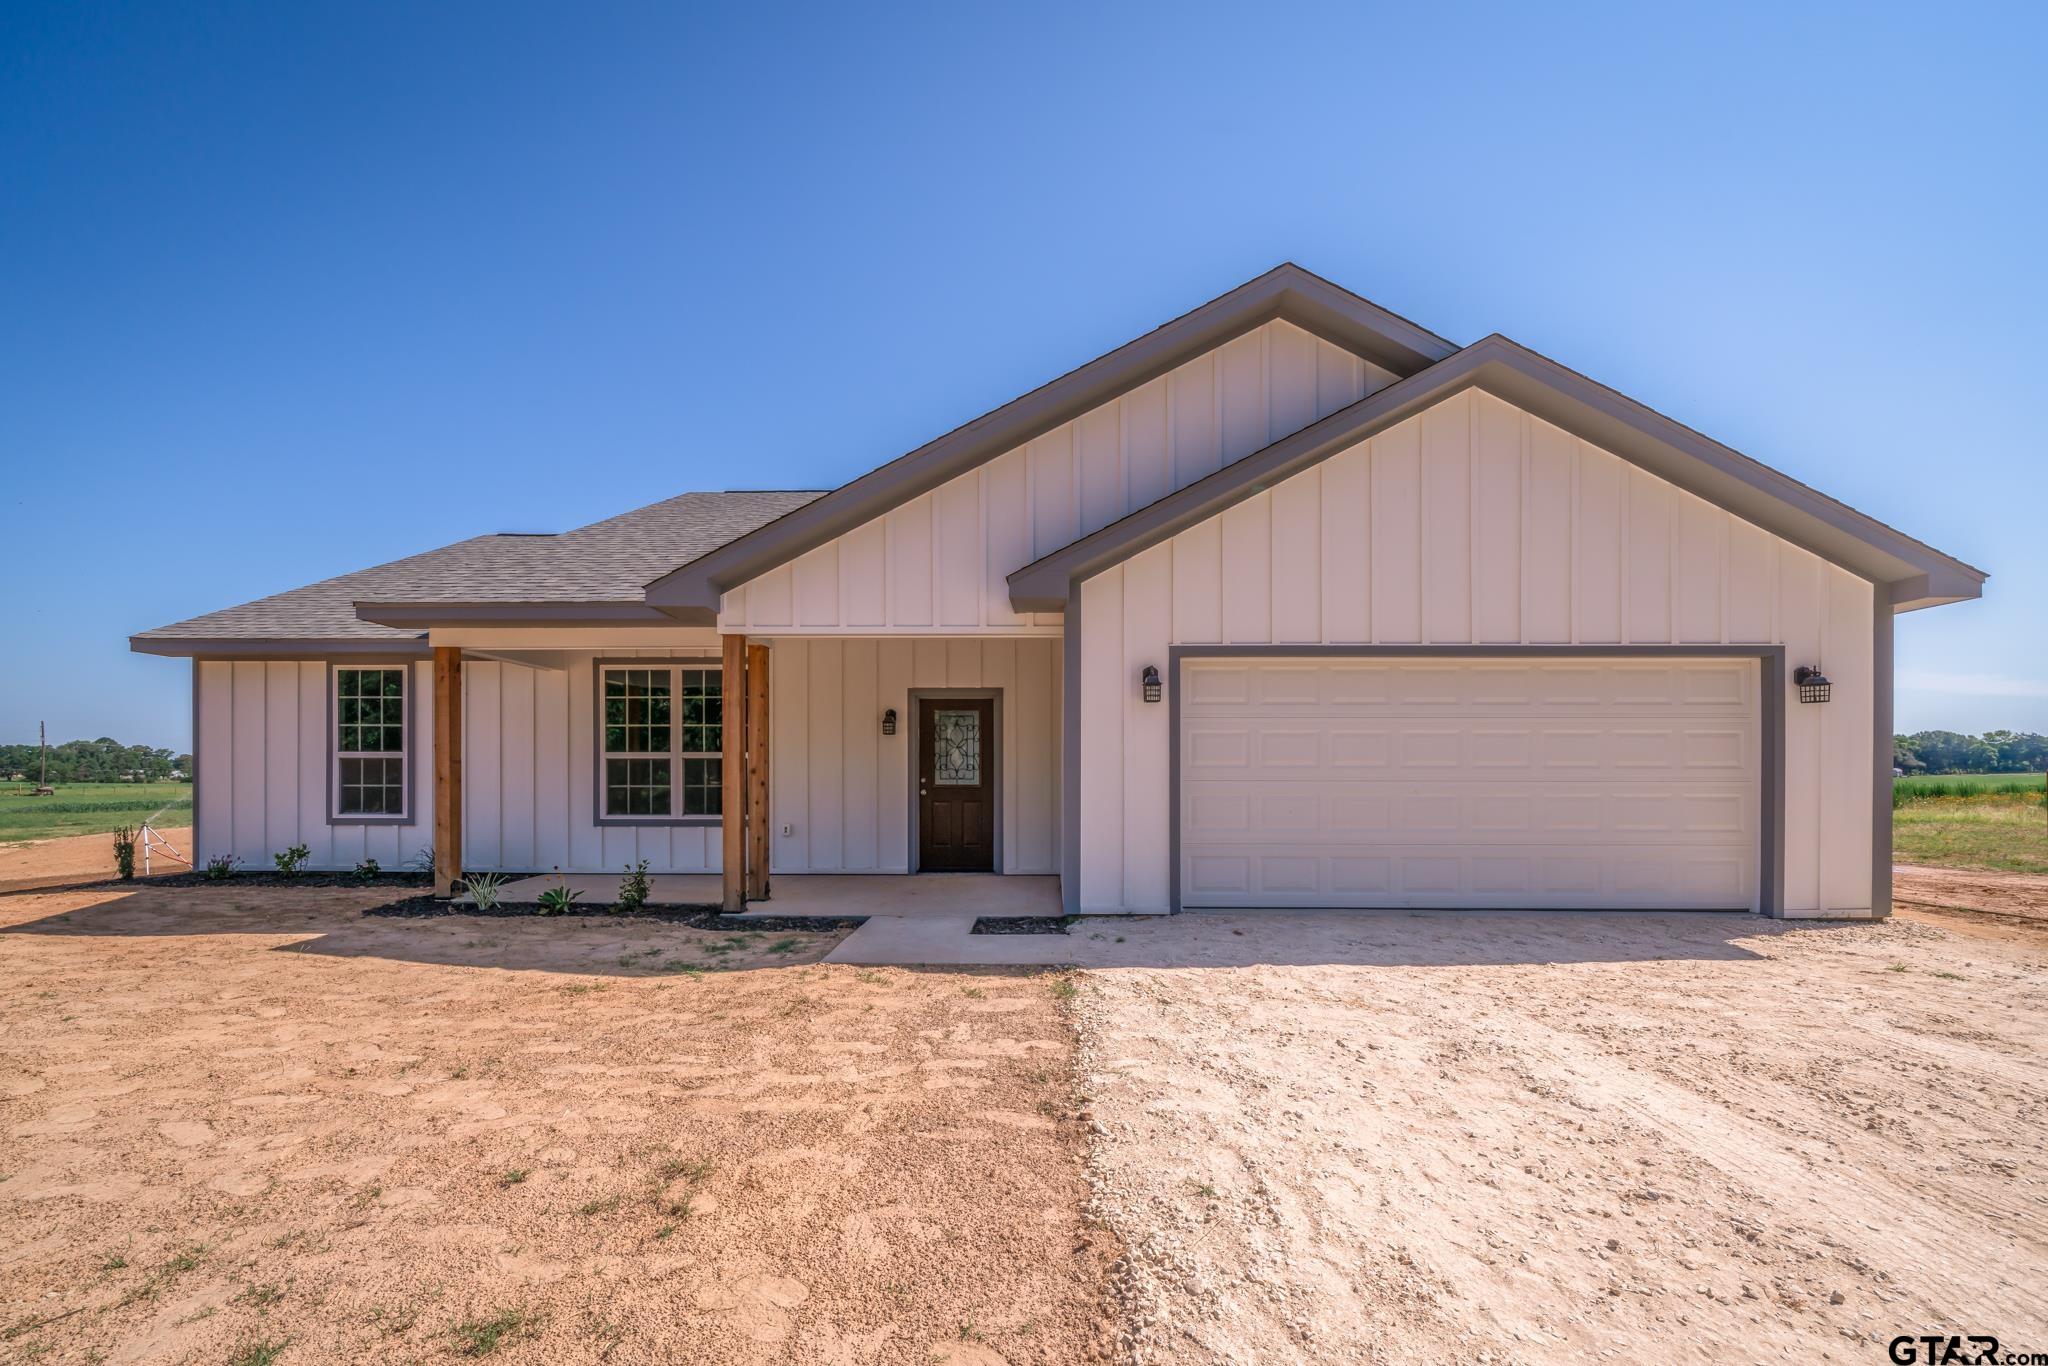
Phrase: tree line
[
  {"left": 1894, "top": 730, "right": 2048, "bottom": 775},
  {"left": 2, "top": 737, "right": 193, "bottom": 784}
]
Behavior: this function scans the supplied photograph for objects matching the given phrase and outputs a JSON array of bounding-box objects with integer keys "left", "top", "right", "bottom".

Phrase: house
[{"left": 132, "top": 265, "right": 1984, "bottom": 918}]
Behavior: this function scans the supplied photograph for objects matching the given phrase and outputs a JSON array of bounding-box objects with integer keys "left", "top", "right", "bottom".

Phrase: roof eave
[
  {"left": 643, "top": 264, "right": 1460, "bottom": 614},
  {"left": 129, "top": 635, "right": 430, "bottom": 660},
  {"left": 353, "top": 600, "right": 686, "bottom": 629}
]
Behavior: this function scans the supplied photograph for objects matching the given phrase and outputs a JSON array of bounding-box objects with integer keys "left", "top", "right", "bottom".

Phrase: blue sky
[{"left": 2, "top": 0, "right": 2041, "bottom": 751}]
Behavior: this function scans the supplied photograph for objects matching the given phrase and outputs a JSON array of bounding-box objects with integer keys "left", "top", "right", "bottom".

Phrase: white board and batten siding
[
  {"left": 459, "top": 650, "right": 723, "bottom": 874},
  {"left": 193, "top": 659, "right": 434, "bottom": 871},
  {"left": 764, "top": 636, "right": 1062, "bottom": 874},
  {"left": 1078, "top": 388, "right": 1877, "bottom": 917},
  {"left": 718, "top": 320, "right": 1397, "bottom": 635}
]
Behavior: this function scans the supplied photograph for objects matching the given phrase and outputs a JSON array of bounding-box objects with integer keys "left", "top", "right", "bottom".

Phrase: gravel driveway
[{"left": 1073, "top": 909, "right": 2048, "bottom": 1364}]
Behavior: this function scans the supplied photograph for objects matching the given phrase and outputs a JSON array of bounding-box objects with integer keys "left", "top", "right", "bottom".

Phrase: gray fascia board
[
  {"left": 130, "top": 635, "right": 431, "bottom": 660},
  {"left": 353, "top": 600, "right": 690, "bottom": 628},
  {"left": 643, "top": 264, "right": 1458, "bottom": 615},
  {"left": 1008, "top": 336, "right": 1986, "bottom": 611}
]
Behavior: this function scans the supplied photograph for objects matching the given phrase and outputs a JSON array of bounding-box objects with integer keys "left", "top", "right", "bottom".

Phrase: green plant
[
  {"left": 499, "top": 1168, "right": 529, "bottom": 1187},
  {"left": 273, "top": 843, "right": 310, "bottom": 877},
  {"left": 353, "top": 858, "right": 381, "bottom": 881},
  {"left": 205, "top": 853, "right": 240, "bottom": 880},
  {"left": 227, "top": 1338, "right": 288, "bottom": 1366},
  {"left": 406, "top": 845, "right": 436, "bottom": 874},
  {"left": 111, "top": 826, "right": 137, "bottom": 880},
  {"left": 615, "top": 859, "right": 651, "bottom": 913},
  {"left": 536, "top": 883, "right": 583, "bottom": 916},
  {"left": 450, "top": 1309, "right": 527, "bottom": 1356},
  {"left": 462, "top": 871, "right": 508, "bottom": 911}
]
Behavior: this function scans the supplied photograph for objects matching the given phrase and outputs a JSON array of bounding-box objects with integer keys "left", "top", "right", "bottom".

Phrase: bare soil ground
[
  {"left": 0, "top": 882, "right": 1114, "bottom": 1364},
  {"left": 0, "top": 825, "right": 195, "bottom": 893},
  {"left": 1895, "top": 862, "right": 2048, "bottom": 929},
  {"left": 1075, "top": 910, "right": 2048, "bottom": 1364}
]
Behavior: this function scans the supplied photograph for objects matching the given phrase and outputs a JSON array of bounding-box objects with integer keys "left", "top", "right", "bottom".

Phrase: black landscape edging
[
  {"left": 37, "top": 871, "right": 433, "bottom": 894},
  {"left": 363, "top": 896, "right": 865, "bottom": 931}
]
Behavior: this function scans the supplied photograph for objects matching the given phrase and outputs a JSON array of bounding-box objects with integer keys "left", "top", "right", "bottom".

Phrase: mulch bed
[
  {"left": 971, "top": 915, "right": 1075, "bottom": 935},
  {"left": 363, "top": 895, "right": 865, "bottom": 932},
  {"left": 6, "top": 871, "right": 432, "bottom": 896}
]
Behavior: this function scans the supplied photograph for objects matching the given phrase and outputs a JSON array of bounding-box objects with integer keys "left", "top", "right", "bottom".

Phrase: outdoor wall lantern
[
  {"left": 1794, "top": 667, "right": 1832, "bottom": 704},
  {"left": 1142, "top": 665, "right": 1162, "bottom": 704},
  {"left": 881, "top": 708, "right": 898, "bottom": 735}
]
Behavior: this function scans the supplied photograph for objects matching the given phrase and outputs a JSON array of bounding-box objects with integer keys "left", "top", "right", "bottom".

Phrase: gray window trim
[
  {"left": 1152, "top": 644, "right": 1790, "bottom": 918},
  {"left": 905, "top": 689, "right": 1005, "bottom": 874},
  {"left": 591, "top": 657, "right": 724, "bottom": 829},
  {"left": 326, "top": 661, "right": 418, "bottom": 827}
]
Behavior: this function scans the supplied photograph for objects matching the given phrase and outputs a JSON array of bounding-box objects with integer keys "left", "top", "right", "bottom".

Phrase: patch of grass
[
  {"left": 1895, "top": 772, "right": 2046, "bottom": 802},
  {"left": 1048, "top": 976, "right": 1078, "bottom": 1002},
  {"left": 238, "top": 1282, "right": 285, "bottom": 1309},
  {"left": 0, "top": 782, "right": 192, "bottom": 844},
  {"left": 499, "top": 1169, "right": 529, "bottom": 1187},
  {"left": 767, "top": 938, "right": 801, "bottom": 956},
  {"left": 655, "top": 1157, "right": 714, "bottom": 1184},
  {"left": 99, "top": 1254, "right": 127, "bottom": 1273},
  {"left": 854, "top": 969, "right": 885, "bottom": 985},
  {"left": 1894, "top": 793, "right": 2048, "bottom": 875},
  {"left": 1932, "top": 970, "right": 1966, "bottom": 981},
  {"left": 961, "top": 986, "right": 985, "bottom": 1000},
  {"left": 577, "top": 1195, "right": 620, "bottom": 1216},
  {"left": 450, "top": 1309, "right": 527, "bottom": 1357},
  {"left": 227, "top": 1338, "right": 288, "bottom": 1366}
]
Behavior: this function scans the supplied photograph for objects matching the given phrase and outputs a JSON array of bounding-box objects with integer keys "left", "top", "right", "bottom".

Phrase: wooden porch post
[
  {"left": 746, "top": 643, "right": 770, "bottom": 901},
  {"left": 432, "top": 647, "right": 463, "bottom": 898},
  {"left": 721, "top": 633, "right": 747, "bottom": 912}
]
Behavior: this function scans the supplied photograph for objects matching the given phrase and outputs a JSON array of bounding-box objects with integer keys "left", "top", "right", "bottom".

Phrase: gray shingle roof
[{"left": 135, "top": 490, "right": 823, "bottom": 642}]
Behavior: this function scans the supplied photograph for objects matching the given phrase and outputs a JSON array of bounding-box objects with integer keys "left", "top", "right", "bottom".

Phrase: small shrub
[
  {"left": 112, "top": 826, "right": 138, "bottom": 881},
  {"left": 353, "top": 858, "right": 381, "bottom": 881},
  {"left": 536, "top": 883, "right": 583, "bottom": 916},
  {"left": 462, "top": 871, "right": 508, "bottom": 911},
  {"left": 406, "top": 844, "right": 436, "bottom": 874},
  {"left": 273, "top": 843, "right": 310, "bottom": 877},
  {"left": 204, "top": 854, "right": 241, "bottom": 880},
  {"left": 615, "top": 859, "right": 651, "bottom": 914}
]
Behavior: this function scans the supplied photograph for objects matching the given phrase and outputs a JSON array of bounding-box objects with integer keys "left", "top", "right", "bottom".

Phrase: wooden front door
[{"left": 918, "top": 697, "right": 996, "bottom": 872}]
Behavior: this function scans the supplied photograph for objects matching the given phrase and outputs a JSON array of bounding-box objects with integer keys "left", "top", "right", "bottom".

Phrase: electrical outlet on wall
[{"left": 780, "top": 824, "right": 793, "bottom": 837}]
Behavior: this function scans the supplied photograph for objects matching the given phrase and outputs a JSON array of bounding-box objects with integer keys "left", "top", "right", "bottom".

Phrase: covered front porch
[
  {"left": 426, "top": 629, "right": 1065, "bottom": 911},
  {"left": 492, "top": 870, "right": 1062, "bottom": 919}
]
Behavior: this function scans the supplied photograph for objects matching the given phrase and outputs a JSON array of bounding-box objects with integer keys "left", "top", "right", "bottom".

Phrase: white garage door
[{"left": 1179, "top": 657, "right": 1759, "bottom": 910}]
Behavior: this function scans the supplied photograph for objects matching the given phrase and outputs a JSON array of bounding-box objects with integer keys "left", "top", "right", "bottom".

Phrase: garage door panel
[
  {"left": 1180, "top": 657, "right": 1759, "bottom": 911},
  {"left": 1186, "top": 660, "right": 1754, "bottom": 718},
  {"left": 1184, "top": 841, "right": 1756, "bottom": 908}
]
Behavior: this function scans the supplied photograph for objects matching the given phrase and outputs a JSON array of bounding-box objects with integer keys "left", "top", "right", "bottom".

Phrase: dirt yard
[
  {"left": 1074, "top": 908, "right": 2048, "bottom": 1364},
  {"left": 0, "top": 825, "right": 194, "bottom": 893},
  {"left": 0, "top": 883, "right": 1113, "bottom": 1363}
]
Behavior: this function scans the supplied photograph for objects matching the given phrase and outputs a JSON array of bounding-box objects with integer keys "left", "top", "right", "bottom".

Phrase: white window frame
[
  {"left": 329, "top": 664, "right": 411, "bottom": 824},
  {"left": 594, "top": 660, "right": 723, "bottom": 826}
]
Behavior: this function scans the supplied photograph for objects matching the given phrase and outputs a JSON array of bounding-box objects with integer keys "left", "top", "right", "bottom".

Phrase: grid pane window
[
  {"left": 334, "top": 668, "right": 406, "bottom": 818},
  {"left": 600, "top": 664, "right": 721, "bottom": 819}
]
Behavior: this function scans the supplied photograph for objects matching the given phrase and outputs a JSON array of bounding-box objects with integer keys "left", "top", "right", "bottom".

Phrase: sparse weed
[{"left": 450, "top": 1308, "right": 527, "bottom": 1356}]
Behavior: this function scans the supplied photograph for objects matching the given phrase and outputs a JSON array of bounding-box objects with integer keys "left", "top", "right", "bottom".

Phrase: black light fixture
[
  {"left": 1141, "top": 665, "right": 1162, "bottom": 704},
  {"left": 881, "top": 708, "right": 897, "bottom": 735},
  {"left": 1794, "top": 666, "right": 1832, "bottom": 704}
]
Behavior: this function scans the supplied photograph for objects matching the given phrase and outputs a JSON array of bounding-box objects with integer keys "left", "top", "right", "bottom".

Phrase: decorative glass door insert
[{"left": 932, "top": 709, "right": 982, "bottom": 786}]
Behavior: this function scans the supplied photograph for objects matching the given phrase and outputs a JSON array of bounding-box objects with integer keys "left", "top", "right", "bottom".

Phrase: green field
[
  {"left": 0, "top": 782, "right": 193, "bottom": 844},
  {"left": 1895, "top": 771, "right": 2047, "bottom": 802},
  {"left": 1892, "top": 775, "right": 2047, "bottom": 876}
]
